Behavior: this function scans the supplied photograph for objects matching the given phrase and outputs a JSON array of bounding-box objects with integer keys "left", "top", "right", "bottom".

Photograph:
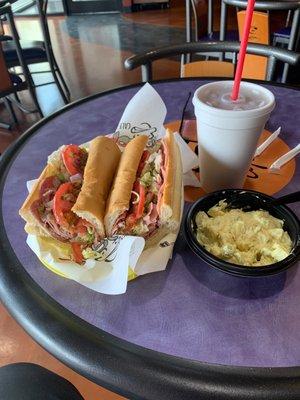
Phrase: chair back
[
  {"left": 190, "top": 0, "right": 208, "bottom": 40},
  {"left": 0, "top": 41, "right": 12, "bottom": 93},
  {"left": 0, "top": 16, "right": 4, "bottom": 35},
  {"left": 124, "top": 41, "right": 300, "bottom": 83},
  {"left": 237, "top": 10, "right": 269, "bottom": 80},
  {"left": 35, "top": 0, "right": 70, "bottom": 103},
  {"left": 0, "top": 5, "right": 25, "bottom": 70},
  {"left": 182, "top": 60, "right": 234, "bottom": 78},
  {"left": 0, "top": 4, "right": 40, "bottom": 110}
]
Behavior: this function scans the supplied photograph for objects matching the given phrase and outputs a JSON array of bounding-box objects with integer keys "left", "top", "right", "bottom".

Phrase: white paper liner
[
  {"left": 25, "top": 83, "right": 199, "bottom": 295},
  {"left": 27, "top": 234, "right": 145, "bottom": 295},
  {"left": 113, "top": 82, "right": 167, "bottom": 146}
]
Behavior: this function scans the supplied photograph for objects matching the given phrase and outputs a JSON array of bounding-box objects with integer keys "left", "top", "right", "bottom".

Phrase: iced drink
[{"left": 192, "top": 81, "right": 275, "bottom": 192}]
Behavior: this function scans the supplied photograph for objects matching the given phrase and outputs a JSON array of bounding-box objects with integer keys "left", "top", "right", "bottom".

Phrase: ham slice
[
  {"left": 31, "top": 175, "right": 80, "bottom": 242},
  {"left": 143, "top": 202, "right": 158, "bottom": 226},
  {"left": 31, "top": 199, "right": 71, "bottom": 241},
  {"left": 157, "top": 143, "right": 167, "bottom": 214},
  {"left": 44, "top": 213, "right": 73, "bottom": 241},
  {"left": 112, "top": 212, "right": 127, "bottom": 235},
  {"left": 146, "top": 222, "right": 158, "bottom": 237},
  {"left": 39, "top": 176, "right": 61, "bottom": 204}
]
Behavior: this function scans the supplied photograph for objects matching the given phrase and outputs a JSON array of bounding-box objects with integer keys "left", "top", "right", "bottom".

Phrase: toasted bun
[
  {"left": 19, "top": 163, "right": 60, "bottom": 238},
  {"left": 72, "top": 136, "right": 121, "bottom": 239},
  {"left": 159, "top": 129, "right": 182, "bottom": 231},
  {"left": 19, "top": 144, "right": 68, "bottom": 231},
  {"left": 20, "top": 138, "right": 121, "bottom": 241},
  {"left": 104, "top": 135, "right": 148, "bottom": 236},
  {"left": 144, "top": 130, "right": 182, "bottom": 247},
  {"left": 144, "top": 225, "right": 171, "bottom": 249},
  {"left": 105, "top": 131, "right": 182, "bottom": 241}
]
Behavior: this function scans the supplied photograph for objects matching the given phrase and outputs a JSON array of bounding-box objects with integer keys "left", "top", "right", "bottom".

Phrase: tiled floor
[
  {"left": 0, "top": 303, "right": 125, "bottom": 399},
  {"left": 0, "top": 9, "right": 185, "bottom": 153},
  {"left": 1, "top": 0, "right": 242, "bottom": 152}
]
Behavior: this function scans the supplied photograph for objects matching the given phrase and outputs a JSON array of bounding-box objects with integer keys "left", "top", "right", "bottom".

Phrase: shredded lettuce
[
  {"left": 82, "top": 247, "right": 101, "bottom": 260},
  {"left": 150, "top": 182, "right": 159, "bottom": 195},
  {"left": 75, "top": 226, "right": 94, "bottom": 245},
  {"left": 132, "top": 220, "right": 149, "bottom": 236},
  {"left": 140, "top": 152, "right": 160, "bottom": 187},
  {"left": 140, "top": 171, "right": 153, "bottom": 187},
  {"left": 57, "top": 172, "right": 67, "bottom": 182},
  {"left": 38, "top": 204, "right": 45, "bottom": 214},
  {"left": 82, "top": 231, "right": 94, "bottom": 245}
]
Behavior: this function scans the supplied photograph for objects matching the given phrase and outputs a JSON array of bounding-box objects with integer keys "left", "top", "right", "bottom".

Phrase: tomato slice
[
  {"left": 62, "top": 144, "right": 87, "bottom": 175},
  {"left": 135, "top": 183, "right": 146, "bottom": 220},
  {"left": 53, "top": 182, "right": 78, "bottom": 228},
  {"left": 141, "top": 150, "right": 150, "bottom": 164},
  {"left": 74, "top": 219, "right": 88, "bottom": 234},
  {"left": 137, "top": 150, "right": 150, "bottom": 177},
  {"left": 71, "top": 242, "right": 84, "bottom": 264}
]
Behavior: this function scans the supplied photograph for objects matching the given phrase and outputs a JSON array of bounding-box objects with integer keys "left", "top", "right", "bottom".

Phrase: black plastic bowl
[{"left": 184, "top": 189, "right": 300, "bottom": 277}]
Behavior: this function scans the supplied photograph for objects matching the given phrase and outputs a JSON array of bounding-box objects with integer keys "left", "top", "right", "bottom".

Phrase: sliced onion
[
  {"left": 43, "top": 189, "right": 54, "bottom": 198},
  {"left": 131, "top": 190, "right": 140, "bottom": 204},
  {"left": 53, "top": 176, "right": 61, "bottom": 187},
  {"left": 70, "top": 173, "right": 82, "bottom": 183}
]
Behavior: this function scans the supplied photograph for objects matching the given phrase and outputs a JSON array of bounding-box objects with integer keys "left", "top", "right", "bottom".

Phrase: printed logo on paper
[
  {"left": 92, "top": 236, "right": 124, "bottom": 262},
  {"left": 114, "top": 122, "right": 157, "bottom": 147}
]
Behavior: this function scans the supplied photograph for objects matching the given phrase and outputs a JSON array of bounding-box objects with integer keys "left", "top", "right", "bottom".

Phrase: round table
[{"left": 1, "top": 79, "right": 300, "bottom": 400}]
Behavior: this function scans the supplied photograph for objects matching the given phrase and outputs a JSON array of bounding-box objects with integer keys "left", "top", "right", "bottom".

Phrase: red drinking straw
[{"left": 231, "top": 0, "right": 256, "bottom": 100}]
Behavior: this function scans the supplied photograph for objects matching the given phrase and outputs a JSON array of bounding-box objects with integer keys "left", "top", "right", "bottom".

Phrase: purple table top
[{"left": 2, "top": 80, "right": 300, "bottom": 368}]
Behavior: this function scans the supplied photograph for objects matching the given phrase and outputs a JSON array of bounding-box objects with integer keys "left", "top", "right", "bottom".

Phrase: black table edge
[{"left": 1, "top": 78, "right": 300, "bottom": 400}]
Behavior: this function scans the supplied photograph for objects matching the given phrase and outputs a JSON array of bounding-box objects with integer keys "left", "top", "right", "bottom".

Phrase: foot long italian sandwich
[
  {"left": 104, "top": 130, "right": 182, "bottom": 247},
  {"left": 19, "top": 136, "right": 121, "bottom": 263}
]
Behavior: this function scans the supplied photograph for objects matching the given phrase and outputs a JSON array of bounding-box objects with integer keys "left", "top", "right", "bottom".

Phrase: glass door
[{"left": 64, "top": 0, "right": 123, "bottom": 15}]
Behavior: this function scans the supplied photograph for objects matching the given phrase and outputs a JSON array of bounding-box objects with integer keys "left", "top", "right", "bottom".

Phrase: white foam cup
[{"left": 192, "top": 81, "right": 275, "bottom": 192}]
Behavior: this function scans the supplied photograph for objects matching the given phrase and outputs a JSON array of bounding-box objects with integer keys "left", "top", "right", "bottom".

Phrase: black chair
[
  {"left": 190, "top": 0, "right": 238, "bottom": 42},
  {"left": 219, "top": 0, "right": 300, "bottom": 82},
  {"left": 1, "top": 0, "right": 70, "bottom": 104},
  {"left": 124, "top": 41, "right": 300, "bottom": 82},
  {"left": 0, "top": 31, "right": 42, "bottom": 129}
]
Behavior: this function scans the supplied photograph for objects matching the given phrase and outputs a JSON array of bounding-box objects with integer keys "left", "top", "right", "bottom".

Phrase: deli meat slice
[
  {"left": 30, "top": 198, "right": 73, "bottom": 241},
  {"left": 143, "top": 202, "right": 158, "bottom": 226}
]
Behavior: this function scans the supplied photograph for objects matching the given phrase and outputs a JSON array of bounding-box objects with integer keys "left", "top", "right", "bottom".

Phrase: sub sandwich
[
  {"left": 19, "top": 136, "right": 121, "bottom": 263},
  {"left": 105, "top": 130, "right": 182, "bottom": 247}
]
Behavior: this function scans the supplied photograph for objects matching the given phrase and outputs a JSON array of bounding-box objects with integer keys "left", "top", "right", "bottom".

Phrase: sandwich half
[
  {"left": 105, "top": 129, "right": 182, "bottom": 246},
  {"left": 19, "top": 136, "right": 121, "bottom": 262}
]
